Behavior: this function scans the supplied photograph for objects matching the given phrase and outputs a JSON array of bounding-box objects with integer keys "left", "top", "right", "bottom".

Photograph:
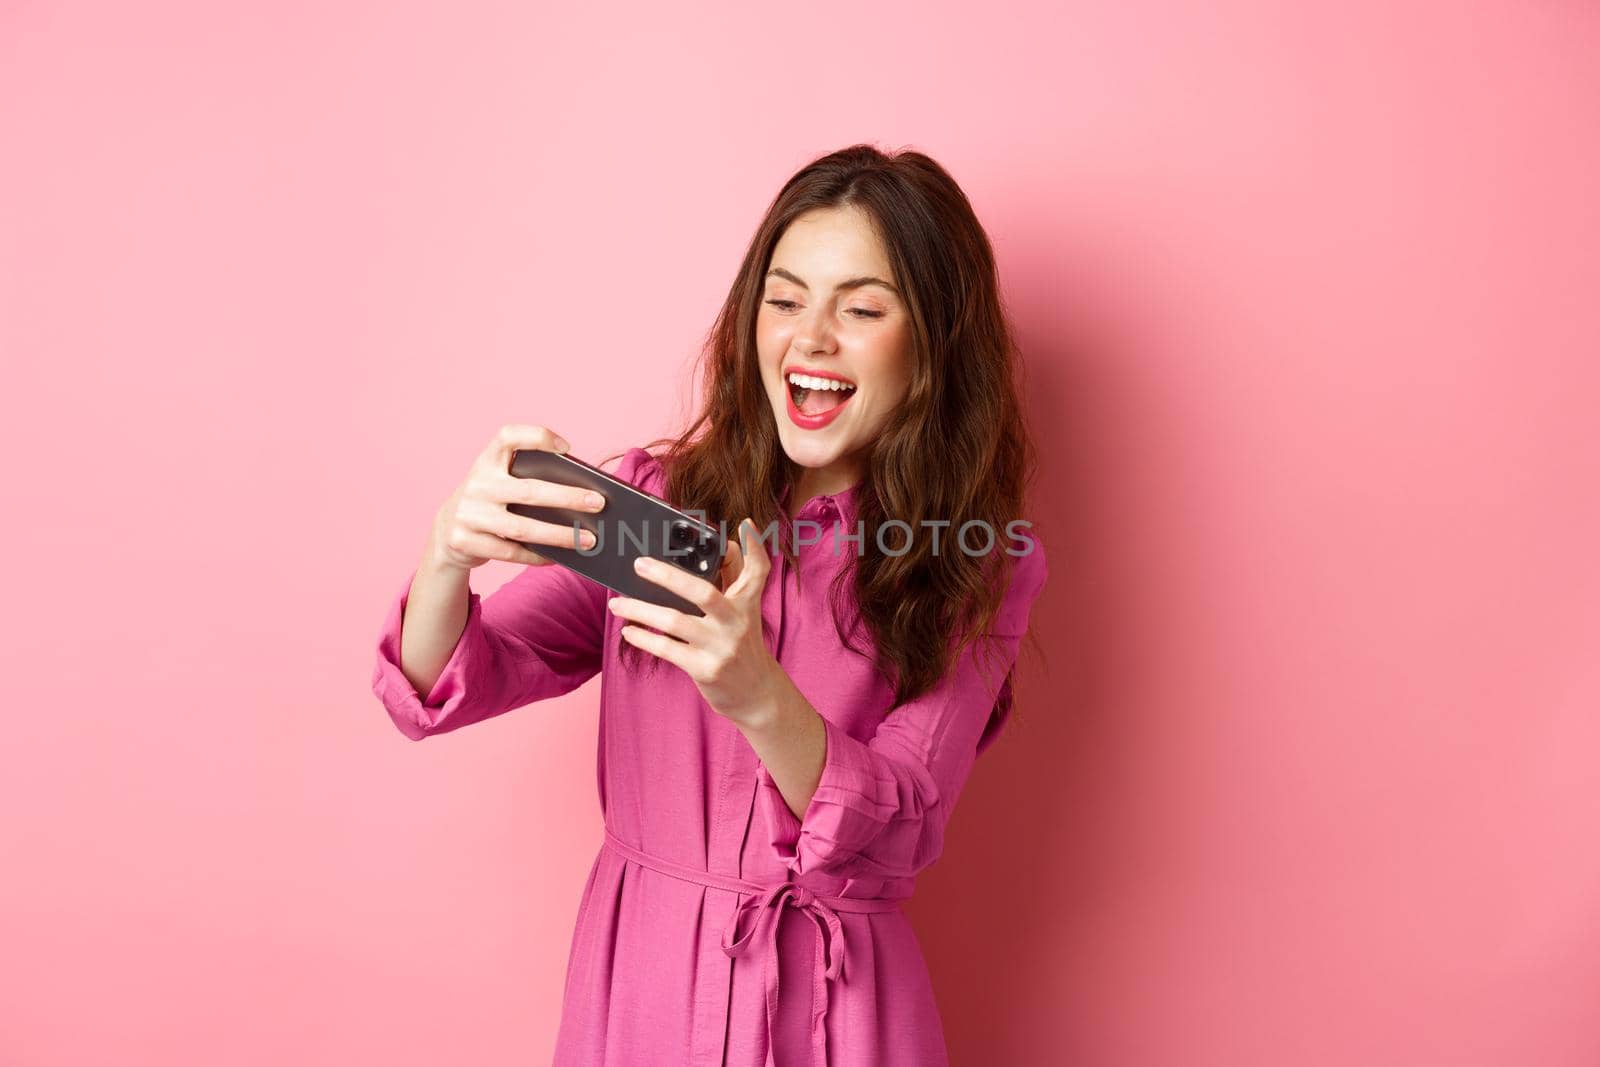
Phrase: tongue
[{"left": 799, "top": 387, "right": 850, "bottom": 416}]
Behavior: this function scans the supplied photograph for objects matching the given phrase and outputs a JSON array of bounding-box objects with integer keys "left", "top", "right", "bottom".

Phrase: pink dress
[{"left": 371, "top": 446, "right": 1048, "bottom": 1066}]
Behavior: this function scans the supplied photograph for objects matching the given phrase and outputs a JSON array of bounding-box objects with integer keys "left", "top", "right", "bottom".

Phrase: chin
[{"left": 768, "top": 423, "right": 833, "bottom": 465}]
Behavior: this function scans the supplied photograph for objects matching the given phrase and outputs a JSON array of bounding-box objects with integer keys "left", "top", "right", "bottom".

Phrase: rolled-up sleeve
[
  {"left": 370, "top": 446, "right": 654, "bottom": 740},
  {"left": 756, "top": 532, "right": 1048, "bottom": 881}
]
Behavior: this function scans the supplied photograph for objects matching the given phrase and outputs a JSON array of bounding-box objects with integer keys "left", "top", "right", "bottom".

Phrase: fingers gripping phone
[{"left": 507, "top": 449, "right": 728, "bottom": 617}]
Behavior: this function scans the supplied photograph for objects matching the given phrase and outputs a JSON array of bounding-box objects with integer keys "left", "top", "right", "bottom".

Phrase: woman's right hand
[{"left": 426, "top": 424, "right": 607, "bottom": 572}]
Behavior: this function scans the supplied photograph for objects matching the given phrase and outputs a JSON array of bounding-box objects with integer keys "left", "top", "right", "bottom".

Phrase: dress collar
[{"left": 774, "top": 479, "right": 861, "bottom": 524}]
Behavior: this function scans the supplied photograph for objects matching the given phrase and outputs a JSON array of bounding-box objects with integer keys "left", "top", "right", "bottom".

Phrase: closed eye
[{"left": 764, "top": 299, "right": 883, "bottom": 319}]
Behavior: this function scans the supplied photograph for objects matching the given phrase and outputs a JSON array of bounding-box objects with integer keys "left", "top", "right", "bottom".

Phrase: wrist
[
  {"left": 420, "top": 546, "right": 472, "bottom": 585},
  {"left": 420, "top": 528, "right": 467, "bottom": 574},
  {"left": 731, "top": 661, "right": 792, "bottom": 735}
]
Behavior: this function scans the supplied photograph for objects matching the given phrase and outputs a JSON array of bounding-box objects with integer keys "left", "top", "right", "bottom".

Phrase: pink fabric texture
[{"left": 371, "top": 446, "right": 1048, "bottom": 1066}]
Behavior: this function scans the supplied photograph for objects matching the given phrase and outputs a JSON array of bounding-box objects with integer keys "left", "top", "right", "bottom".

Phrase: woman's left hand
[{"left": 608, "top": 519, "right": 783, "bottom": 728}]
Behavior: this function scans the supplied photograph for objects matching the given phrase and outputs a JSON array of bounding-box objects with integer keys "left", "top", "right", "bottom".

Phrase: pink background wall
[{"left": 4, "top": 2, "right": 1597, "bottom": 1064}]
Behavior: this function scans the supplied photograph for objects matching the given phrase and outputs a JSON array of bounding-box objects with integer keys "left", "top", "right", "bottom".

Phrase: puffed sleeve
[
  {"left": 370, "top": 446, "right": 657, "bottom": 740},
  {"left": 755, "top": 529, "right": 1048, "bottom": 882}
]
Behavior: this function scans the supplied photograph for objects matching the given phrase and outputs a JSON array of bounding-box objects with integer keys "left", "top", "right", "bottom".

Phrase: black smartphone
[{"left": 507, "top": 449, "right": 728, "bottom": 617}]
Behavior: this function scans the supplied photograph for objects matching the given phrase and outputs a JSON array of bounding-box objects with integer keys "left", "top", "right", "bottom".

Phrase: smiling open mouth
[{"left": 786, "top": 371, "right": 857, "bottom": 416}]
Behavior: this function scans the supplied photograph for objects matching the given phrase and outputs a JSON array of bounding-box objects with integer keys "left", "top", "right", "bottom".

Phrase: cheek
[
  {"left": 866, "top": 338, "right": 914, "bottom": 405},
  {"left": 755, "top": 317, "right": 788, "bottom": 367},
  {"left": 871, "top": 377, "right": 910, "bottom": 419}
]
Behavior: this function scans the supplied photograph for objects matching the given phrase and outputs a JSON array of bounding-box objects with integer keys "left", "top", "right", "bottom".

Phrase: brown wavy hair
[{"left": 610, "top": 143, "right": 1040, "bottom": 719}]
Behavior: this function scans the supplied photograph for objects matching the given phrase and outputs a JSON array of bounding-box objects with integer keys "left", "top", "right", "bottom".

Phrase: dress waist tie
[{"left": 602, "top": 826, "right": 905, "bottom": 1067}]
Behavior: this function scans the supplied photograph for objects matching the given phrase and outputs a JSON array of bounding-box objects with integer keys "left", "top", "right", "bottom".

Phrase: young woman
[{"left": 372, "top": 144, "right": 1048, "bottom": 1067}]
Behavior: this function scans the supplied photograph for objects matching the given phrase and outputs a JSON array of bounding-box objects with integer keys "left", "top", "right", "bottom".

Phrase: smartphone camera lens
[{"left": 668, "top": 521, "right": 716, "bottom": 574}]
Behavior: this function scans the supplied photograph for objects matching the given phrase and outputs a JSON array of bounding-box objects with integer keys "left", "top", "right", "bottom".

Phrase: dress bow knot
[
  {"left": 721, "top": 878, "right": 849, "bottom": 1064},
  {"left": 601, "top": 827, "right": 903, "bottom": 1067}
]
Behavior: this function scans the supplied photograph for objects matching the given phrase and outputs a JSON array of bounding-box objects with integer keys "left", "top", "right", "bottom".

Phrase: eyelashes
[{"left": 764, "top": 298, "right": 884, "bottom": 320}]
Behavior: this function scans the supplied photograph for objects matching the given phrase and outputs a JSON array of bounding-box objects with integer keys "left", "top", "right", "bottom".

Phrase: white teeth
[{"left": 786, "top": 372, "right": 856, "bottom": 392}]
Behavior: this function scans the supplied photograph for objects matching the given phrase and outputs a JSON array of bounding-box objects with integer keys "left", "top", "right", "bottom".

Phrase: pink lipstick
[{"left": 783, "top": 367, "right": 857, "bottom": 430}]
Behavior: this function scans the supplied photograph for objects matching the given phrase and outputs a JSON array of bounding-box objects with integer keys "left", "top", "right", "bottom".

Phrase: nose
[{"left": 793, "top": 304, "right": 838, "bottom": 356}]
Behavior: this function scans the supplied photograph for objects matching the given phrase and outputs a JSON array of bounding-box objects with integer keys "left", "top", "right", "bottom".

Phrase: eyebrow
[{"left": 765, "top": 267, "right": 899, "bottom": 297}]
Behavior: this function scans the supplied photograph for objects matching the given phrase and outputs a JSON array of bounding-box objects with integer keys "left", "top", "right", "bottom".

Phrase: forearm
[
  {"left": 737, "top": 669, "right": 827, "bottom": 822},
  {"left": 398, "top": 544, "right": 472, "bottom": 700}
]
